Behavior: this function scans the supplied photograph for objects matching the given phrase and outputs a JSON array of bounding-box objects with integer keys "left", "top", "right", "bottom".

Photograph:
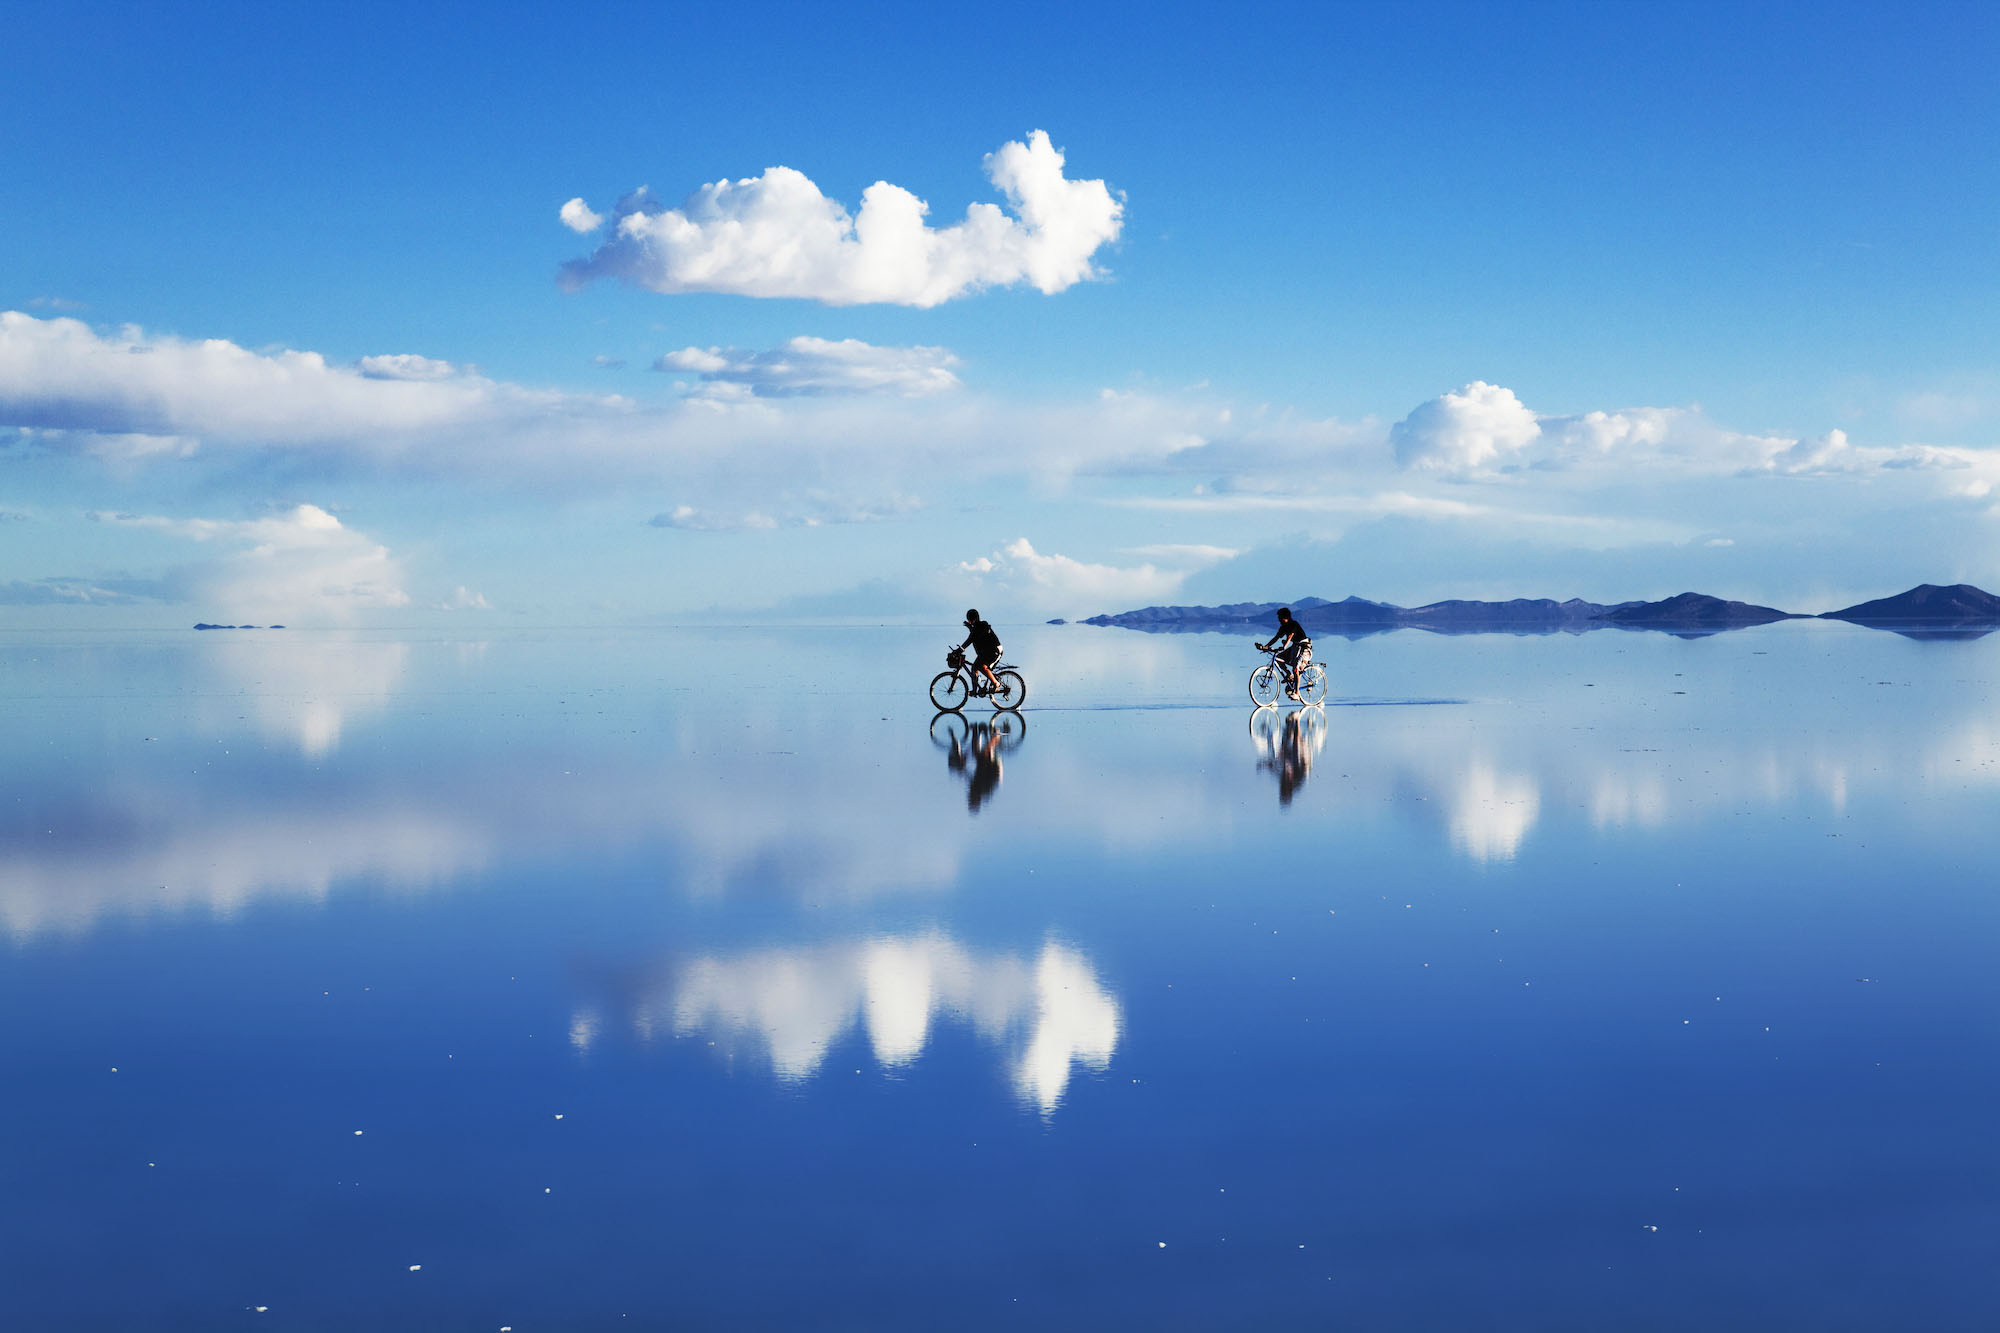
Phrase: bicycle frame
[
  {"left": 1259, "top": 641, "right": 1311, "bottom": 681},
  {"left": 947, "top": 646, "right": 1010, "bottom": 695}
]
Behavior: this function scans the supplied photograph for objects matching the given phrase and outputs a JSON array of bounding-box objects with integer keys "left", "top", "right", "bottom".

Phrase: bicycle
[
  {"left": 930, "top": 645, "right": 1026, "bottom": 713},
  {"left": 1250, "top": 642, "right": 1327, "bottom": 707}
]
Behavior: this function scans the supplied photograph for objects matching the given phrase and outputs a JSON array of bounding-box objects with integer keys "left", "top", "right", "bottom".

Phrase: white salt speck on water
[
  {"left": 408, "top": 1264, "right": 422, "bottom": 1271},
  {"left": 1157, "top": 1242, "right": 1166, "bottom": 1248}
]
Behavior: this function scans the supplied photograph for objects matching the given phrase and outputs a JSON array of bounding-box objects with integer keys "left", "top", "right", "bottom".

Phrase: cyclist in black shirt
[
  {"left": 960, "top": 609, "right": 1003, "bottom": 696},
  {"left": 1256, "top": 607, "right": 1311, "bottom": 701}
]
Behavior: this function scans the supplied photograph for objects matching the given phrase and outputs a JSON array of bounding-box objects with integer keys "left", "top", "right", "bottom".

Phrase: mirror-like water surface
[{"left": 3, "top": 624, "right": 1995, "bottom": 1330}]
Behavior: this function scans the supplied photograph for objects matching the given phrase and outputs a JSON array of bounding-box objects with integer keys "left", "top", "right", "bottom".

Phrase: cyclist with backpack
[
  {"left": 1255, "top": 607, "right": 1311, "bottom": 701},
  {"left": 960, "top": 609, "right": 1004, "bottom": 696}
]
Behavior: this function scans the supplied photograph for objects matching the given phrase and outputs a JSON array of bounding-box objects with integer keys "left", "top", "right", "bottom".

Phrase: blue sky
[{"left": 4, "top": 0, "right": 1997, "bottom": 623}]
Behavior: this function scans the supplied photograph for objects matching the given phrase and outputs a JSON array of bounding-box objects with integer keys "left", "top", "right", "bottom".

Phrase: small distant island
[
  {"left": 1080, "top": 584, "right": 2000, "bottom": 639},
  {"left": 193, "top": 623, "right": 286, "bottom": 630}
]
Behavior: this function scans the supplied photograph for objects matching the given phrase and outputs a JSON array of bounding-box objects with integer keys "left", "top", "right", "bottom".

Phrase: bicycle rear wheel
[
  {"left": 990, "top": 669, "right": 1026, "bottom": 711},
  {"left": 1249, "top": 665, "right": 1282, "bottom": 707},
  {"left": 1298, "top": 663, "right": 1328, "bottom": 705},
  {"left": 930, "top": 671, "right": 969, "bottom": 712}
]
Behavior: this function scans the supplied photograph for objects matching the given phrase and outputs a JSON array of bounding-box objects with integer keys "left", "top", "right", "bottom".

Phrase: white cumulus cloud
[
  {"left": 558, "top": 197, "right": 603, "bottom": 233},
  {"left": 560, "top": 130, "right": 1123, "bottom": 307},
  {"left": 657, "top": 336, "right": 960, "bottom": 398},
  {"left": 1390, "top": 381, "right": 1542, "bottom": 471}
]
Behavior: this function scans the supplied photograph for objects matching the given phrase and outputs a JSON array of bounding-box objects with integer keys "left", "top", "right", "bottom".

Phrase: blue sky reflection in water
[{"left": 1, "top": 623, "right": 1996, "bottom": 1329}]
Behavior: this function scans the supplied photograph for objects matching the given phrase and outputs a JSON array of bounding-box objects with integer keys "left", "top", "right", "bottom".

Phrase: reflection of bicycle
[
  {"left": 931, "top": 645, "right": 1026, "bottom": 713},
  {"left": 1251, "top": 705, "right": 1325, "bottom": 805},
  {"left": 930, "top": 711, "right": 1027, "bottom": 751},
  {"left": 936, "top": 712, "right": 1023, "bottom": 815},
  {"left": 1250, "top": 643, "right": 1327, "bottom": 707},
  {"left": 1250, "top": 704, "right": 1325, "bottom": 754},
  {"left": 987, "top": 710, "right": 1027, "bottom": 749}
]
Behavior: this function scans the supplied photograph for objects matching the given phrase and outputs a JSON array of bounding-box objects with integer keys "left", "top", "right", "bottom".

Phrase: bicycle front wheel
[
  {"left": 930, "top": 671, "right": 969, "bottom": 712},
  {"left": 990, "top": 669, "right": 1026, "bottom": 711},
  {"left": 1298, "top": 663, "right": 1328, "bottom": 706},
  {"left": 1250, "top": 665, "right": 1282, "bottom": 707}
]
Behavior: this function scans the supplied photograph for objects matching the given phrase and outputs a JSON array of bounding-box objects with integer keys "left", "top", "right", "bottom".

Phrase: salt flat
[{"left": 2, "top": 621, "right": 1994, "bottom": 1330}]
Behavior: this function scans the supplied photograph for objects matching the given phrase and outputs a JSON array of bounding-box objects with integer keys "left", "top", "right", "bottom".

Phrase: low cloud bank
[
  {"left": 659, "top": 337, "right": 959, "bottom": 399},
  {"left": 90, "top": 504, "right": 411, "bottom": 620}
]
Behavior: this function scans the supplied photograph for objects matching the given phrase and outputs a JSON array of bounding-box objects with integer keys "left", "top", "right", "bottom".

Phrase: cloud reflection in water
[{"left": 613, "top": 932, "right": 1120, "bottom": 1115}]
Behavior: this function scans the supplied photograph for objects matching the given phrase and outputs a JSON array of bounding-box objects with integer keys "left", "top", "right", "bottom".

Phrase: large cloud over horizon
[
  {"left": 953, "top": 537, "right": 1237, "bottom": 614},
  {"left": 89, "top": 503, "right": 418, "bottom": 620},
  {"left": 558, "top": 131, "right": 1123, "bottom": 307}
]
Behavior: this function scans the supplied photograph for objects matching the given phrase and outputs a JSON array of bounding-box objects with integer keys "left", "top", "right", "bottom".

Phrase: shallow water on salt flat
[{"left": 2, "top": 620, "right": 1995, "bottom": 1330}]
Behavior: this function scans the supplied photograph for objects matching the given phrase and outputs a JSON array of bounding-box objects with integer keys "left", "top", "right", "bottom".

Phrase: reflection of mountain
[{"left": 602, "top": 933, "right": 1120, "bottom": 1115}]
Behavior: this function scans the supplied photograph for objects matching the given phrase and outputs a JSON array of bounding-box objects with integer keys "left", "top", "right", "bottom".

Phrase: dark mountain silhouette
[
  {"left": 1083, "top": 592, "right": 1786, "bottom": 635},
  {"left": 1403, "top": 597, "right": 1640, "bottom": 626},
  {"left": 1820, "top": 584, "right": 2000, "bottom": 625},
  {"left": 1595, "top": 592, "right": 1796, "bottom": 628},
  {"left": 1079, "top": 585, "right": 2000, "bottom": 638}
]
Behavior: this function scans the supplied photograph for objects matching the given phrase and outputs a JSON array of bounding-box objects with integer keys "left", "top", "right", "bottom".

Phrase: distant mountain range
[
  {"left": 1819, "top": 583, "right": 2000, "bottom": 624},
  {"left": 1079, "top": 584, "right": 2000, "bottom": 639}
]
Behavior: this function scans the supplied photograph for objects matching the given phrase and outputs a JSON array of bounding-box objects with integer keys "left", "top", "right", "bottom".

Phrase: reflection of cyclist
[
  {"left": 960, "top": 608, "right": 1003, "bottom": 696},
  {"left": 946, "top": 720, "right": 1005, "bottom": 813},
  {"left": 1255, "top": 607, "right": 1311, "bottom": 701},
  {"left": 1254, "top": 710, "right": 1315, "bottom": 806},
  {"left": 1275, "top": 711, "right": 1309, "bottom": 805}
]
